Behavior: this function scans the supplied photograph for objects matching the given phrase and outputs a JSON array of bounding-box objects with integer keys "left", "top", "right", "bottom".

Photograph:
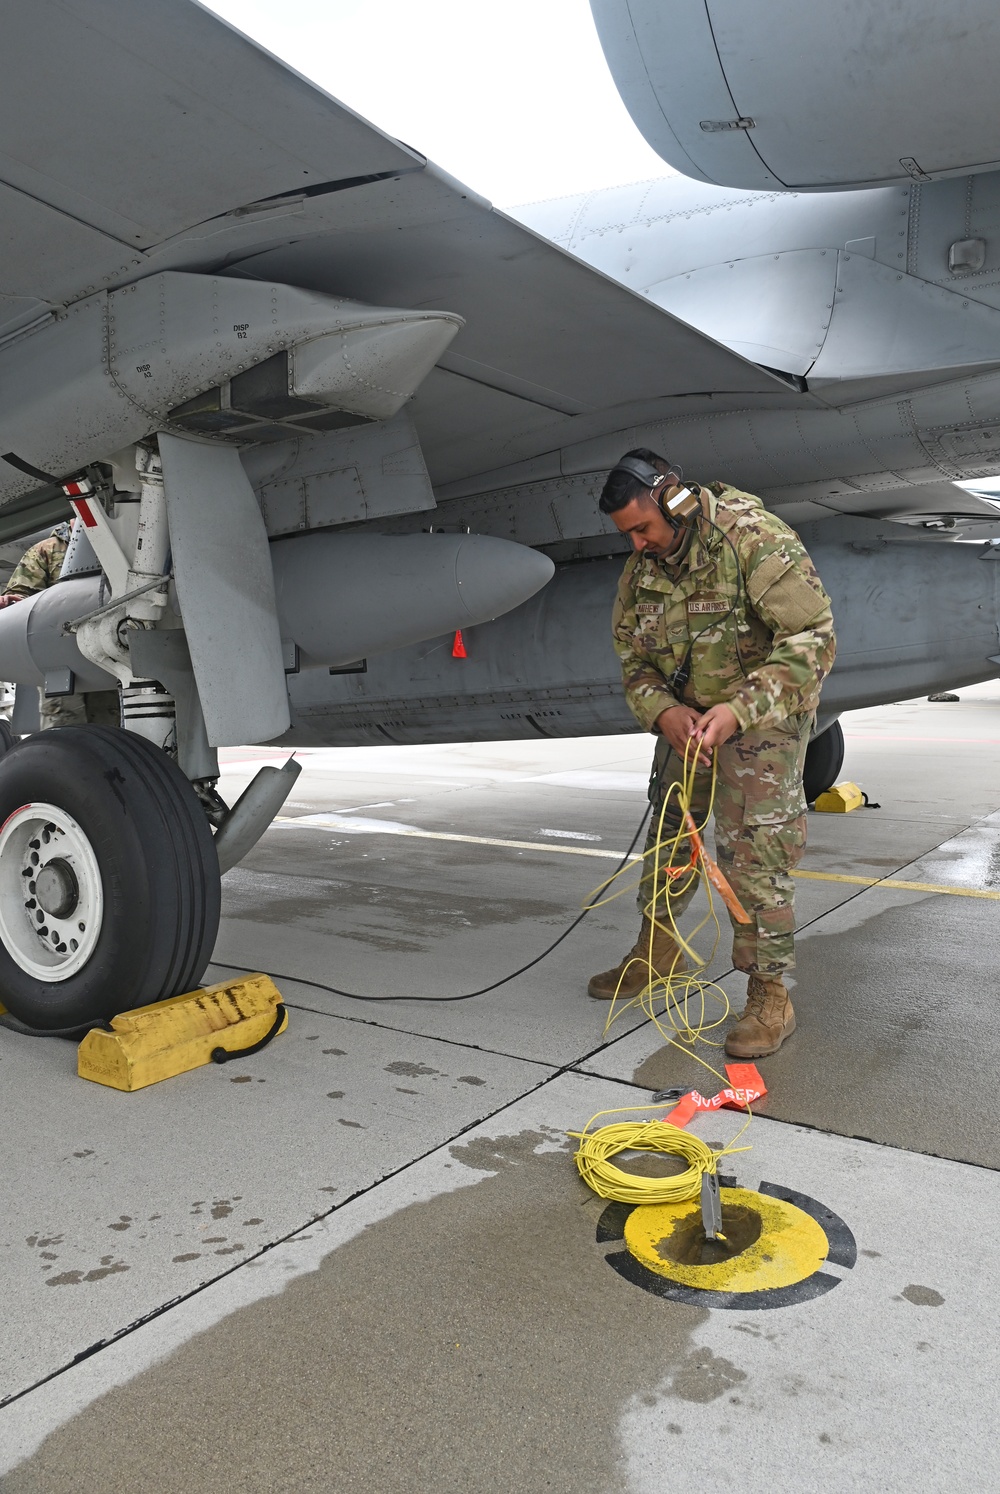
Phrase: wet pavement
[{"left": 2, "top": 685, "right": 998, "bottom": 1490}]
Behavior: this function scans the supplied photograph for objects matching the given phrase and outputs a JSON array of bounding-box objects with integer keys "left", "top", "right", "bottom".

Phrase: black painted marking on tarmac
[
  {"left": 605, "top": 1247, "right": 844, "bottom": 1310},
  {"left": 595, "top": 1200, "right": 633, "bottom": 1243},
  {"left": 757, "top": 1181, "right": 857, "bottom": 1268}
]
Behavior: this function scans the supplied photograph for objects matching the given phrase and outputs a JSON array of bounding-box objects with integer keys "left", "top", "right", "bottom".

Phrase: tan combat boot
[
  {"left": 587, "top": 916, "right": 686, "bottom": 1000},
  {"left": 724, "top": 975, "right": 795, "bottom": 1057}
]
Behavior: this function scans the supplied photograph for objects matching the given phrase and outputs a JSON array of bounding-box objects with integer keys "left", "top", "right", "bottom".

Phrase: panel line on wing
[{"left": 436, "top": 354, "right": 595, "bottom": 415}]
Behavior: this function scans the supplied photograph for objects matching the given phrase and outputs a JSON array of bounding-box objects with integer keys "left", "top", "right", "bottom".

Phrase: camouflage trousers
[
  {"left": 39, "top": 689, "right": 121, "bottom": 730},
  {"left": 638, "top": 714, "right": 812, "bottom": 975}
]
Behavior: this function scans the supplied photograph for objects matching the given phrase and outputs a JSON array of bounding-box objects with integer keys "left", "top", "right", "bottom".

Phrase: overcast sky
[{"left": 202, "top": 0, "right": 668, "bottom": 207}]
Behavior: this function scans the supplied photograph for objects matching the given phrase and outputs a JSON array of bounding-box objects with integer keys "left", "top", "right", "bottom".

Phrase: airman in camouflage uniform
[
  {"left": 588, "top": 449, "right": 836, "bottom": 1058},
  {"left": 3, "top": 524, "right": 72, "bottom": 598},
  {"left": 1, "top": 523, "right": 120, "bottom": 729}
]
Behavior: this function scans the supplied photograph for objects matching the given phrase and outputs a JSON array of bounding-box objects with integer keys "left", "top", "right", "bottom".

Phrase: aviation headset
[
  {"left": 607, "top": 455, "right": 749, "bottom": 691},
  {"left": 607, "top": 455, "right": 702, "bottom": 531}
]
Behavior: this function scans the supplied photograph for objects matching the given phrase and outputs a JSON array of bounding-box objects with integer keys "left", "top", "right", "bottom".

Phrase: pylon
[{"left": 452, "top": 629, "right": 467, "bottom": 658}]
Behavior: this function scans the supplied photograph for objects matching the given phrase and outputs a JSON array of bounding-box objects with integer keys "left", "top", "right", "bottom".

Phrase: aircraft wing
[
  {"left": 0, "top": 0, "right": 796, "bottom": 502},
  {"left": 0, "top": 0, "right": 420, "bottom": 319},
  {"left": 773, "top": 480, "right": 1000, "bottom": 529}
]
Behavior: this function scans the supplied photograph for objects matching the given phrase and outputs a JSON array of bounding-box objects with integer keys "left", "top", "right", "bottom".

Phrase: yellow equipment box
[{"left": 78, "top": 973, "right": 286, "bottom": 1092}]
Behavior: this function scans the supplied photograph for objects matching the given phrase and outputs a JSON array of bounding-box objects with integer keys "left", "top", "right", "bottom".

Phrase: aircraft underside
[{"left": 280, "top": 524, "right": 1000, "bottom": 749}]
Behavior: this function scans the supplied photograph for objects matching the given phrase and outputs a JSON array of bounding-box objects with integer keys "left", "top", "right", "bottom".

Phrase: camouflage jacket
[
  {"left": 4, "top": 525, "right": 71, "bottom": 597},
  {"left": 612, "top": 483, "right": 836, "bottom": 733}
]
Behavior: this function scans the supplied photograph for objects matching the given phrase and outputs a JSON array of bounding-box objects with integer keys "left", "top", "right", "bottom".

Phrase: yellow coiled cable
[{"left": 571, "top": 741, "right": 753, "bottom": 1204}]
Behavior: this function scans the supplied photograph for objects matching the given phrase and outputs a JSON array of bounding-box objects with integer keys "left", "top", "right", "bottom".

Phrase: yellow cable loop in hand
[{"left": 571, "top": 739, "right": 754, "bottom": 1205}]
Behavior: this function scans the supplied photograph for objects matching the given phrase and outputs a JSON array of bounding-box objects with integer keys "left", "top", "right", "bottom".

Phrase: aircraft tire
[
  {"left": 802, "top": 719, "right": 845, "bottom": 804},
  {"left": 0, "top": 726, "right": 220, "bottom": 1031},
  {"left": 0, "top": 720, "right": 14, "bottom": 756}
]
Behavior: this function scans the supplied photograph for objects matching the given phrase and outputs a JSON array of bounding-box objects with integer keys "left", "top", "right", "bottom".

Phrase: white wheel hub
[{"left": 0, "top": 803, "right": 104, "bottom": 981}]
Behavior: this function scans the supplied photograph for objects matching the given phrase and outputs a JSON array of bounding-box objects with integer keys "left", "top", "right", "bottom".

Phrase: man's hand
[
  {"left": 654, "top": 705, "right": 712, "bottom": 767},
  {"left": 692, "top": 703, "right": 739, "bottom": 755}
]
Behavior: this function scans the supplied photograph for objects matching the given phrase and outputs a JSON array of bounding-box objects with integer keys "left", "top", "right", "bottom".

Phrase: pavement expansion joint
[
  {"left": 207, "top": 965, "right": 659, "bottom": 1072},
  {"left": 276, "top": 998, "right": 560, "bottom": 1069},
  {"left": 0, "top": 1060, "right": 597, "bottom": 1417}
]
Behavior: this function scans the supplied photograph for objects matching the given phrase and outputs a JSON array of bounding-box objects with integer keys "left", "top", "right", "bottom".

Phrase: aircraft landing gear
[
  {"left": 803, "top": 719, "right": 845, "bottom": 804},
  {"left": 0, "top": 727, "right": 220, "bottom": 1032}
]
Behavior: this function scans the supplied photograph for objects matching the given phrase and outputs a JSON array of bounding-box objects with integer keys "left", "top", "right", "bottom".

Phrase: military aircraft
[{"left": 0, "top": 0, "right": 998, "bottom": 1032}]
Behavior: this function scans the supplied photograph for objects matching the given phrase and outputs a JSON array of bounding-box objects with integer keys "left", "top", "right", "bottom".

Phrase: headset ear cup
[
  {"left": 661, "top": 485, "right": 701, "bottom": 528},
  {"left": 659, "top": 506, "right": 680, "bottom": 534},
  {"left": 659, "top": 485, "right": 685, "bottom": 529}
]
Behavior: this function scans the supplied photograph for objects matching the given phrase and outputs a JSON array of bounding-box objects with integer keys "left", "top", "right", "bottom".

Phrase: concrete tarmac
[{"left": 2, "top": 685, "right": 999, "bottom": 1490}]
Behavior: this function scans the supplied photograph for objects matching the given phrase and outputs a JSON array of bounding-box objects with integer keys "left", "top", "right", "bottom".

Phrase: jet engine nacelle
[{"left": 592, "top": 0, "right": 1000, "bottom": 191}]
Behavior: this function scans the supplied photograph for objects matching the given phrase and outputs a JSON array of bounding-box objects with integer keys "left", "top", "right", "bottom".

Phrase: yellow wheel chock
[
  {"left": 814, "top": 781, "right": 865, "bottom": 813},
  {"left": 77, "top": 973, "right": 287, "bottom": 1092}
]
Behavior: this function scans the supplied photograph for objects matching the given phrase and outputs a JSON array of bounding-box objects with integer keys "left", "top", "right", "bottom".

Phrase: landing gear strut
[{"left": 0, "top": 727, "right": 220, "bottom": 1031}]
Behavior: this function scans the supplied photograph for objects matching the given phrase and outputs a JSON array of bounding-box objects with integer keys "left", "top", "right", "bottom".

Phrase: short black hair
[{"left": 598, "top": 447, "right": 678, "bottom": 514}]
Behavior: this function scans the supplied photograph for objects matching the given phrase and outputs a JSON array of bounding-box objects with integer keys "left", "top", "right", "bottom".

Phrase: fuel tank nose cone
[
  {"left": 453, "top": 533, "right": 555, "bottom": 621},
  {"left": 270, "top": 530, "right": 555, "bottom": 671}
]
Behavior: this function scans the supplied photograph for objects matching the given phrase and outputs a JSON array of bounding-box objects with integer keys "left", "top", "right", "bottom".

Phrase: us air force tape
[{"left": 596, "top": 1181, "right": 856, "bottom": 1309}]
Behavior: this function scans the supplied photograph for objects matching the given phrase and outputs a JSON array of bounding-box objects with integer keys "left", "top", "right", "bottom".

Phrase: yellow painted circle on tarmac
[{"left": 623, "top": 1187, "right": 829, "bottom": 1293}]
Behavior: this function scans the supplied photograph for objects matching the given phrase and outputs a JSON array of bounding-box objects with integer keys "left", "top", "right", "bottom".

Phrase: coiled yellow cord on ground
[
  {"left": 572, "top": 1115, "right": 717, "bottom": 1205},
  {"left": 569, "top": 1103, "right": 752, "bottom": 1205},
  {"left": 572, "top": 742, "right": 754, "bottom": 1205}
]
